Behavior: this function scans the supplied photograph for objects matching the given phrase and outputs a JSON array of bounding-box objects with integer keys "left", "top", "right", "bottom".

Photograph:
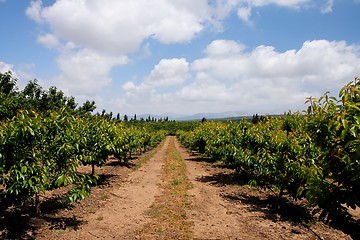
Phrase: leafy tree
[
  {"left": 21, "top": 80, "right": 79, "bottom": 115},
  {"left": 77, "top": 100, "right": 96, "bottom": 115},
  {"left": 305, "top": 77, "right": 360, "bottom": 218},
  {"left": 0, "top": 71, "right": 23, "bottom": 120},
  {"left": 0, "top": 109, "right": 97, "bottom": 214},
  {"left": 0, "top": 71, "right": 18, "bottom": 95}
]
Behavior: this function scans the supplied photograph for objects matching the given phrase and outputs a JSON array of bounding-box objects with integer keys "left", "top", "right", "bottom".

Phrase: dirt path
[
  {"left": 174, "top": 139, "right": 351, "bottom": 240},
  {"left": 16, "top": 136, "right": 352, "bottom": 239},
  {"left": 175, "top": 140, "right": 249, "bottom": 239},
  {"left": 47, "top": 137, "right": 170, "bottom": 240}
]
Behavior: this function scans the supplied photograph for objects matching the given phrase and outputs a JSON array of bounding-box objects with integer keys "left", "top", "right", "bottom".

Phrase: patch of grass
[
  {"left": 172, "top": 178, "right": 180, "bottom": 186},
  {"left": 57, "top": 230, "right": 65, "bottom": 236},
  {"left": 85, "top": 207, "right": 96, "bottom": 214},
  {"left": 140, "top": 136, "right": 193, "bottom": 239},
  {"left": 99, "top": 193, "right": 110, "bottom": 201}
]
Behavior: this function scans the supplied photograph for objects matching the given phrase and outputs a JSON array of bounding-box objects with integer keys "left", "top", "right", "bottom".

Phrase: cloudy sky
[{"left": 0, "top": 0, "right": 359, "bottom": 116}]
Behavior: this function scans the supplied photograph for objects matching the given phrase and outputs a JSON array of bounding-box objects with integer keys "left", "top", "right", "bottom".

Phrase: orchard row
[
  {"left": 177, "top": 78, "right": 360, "bottom": 219},
  {"left": 0, "top": 109, "right": 166, "bottom": 213}
]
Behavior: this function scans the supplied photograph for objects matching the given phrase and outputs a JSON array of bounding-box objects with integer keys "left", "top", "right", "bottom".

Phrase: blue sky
[{"left": 0, "top": 0, "right": 359, "bottom": 117}]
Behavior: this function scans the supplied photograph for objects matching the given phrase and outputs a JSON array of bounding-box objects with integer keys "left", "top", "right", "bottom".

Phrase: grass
[{"left": 139, "top": 137, "right": 193, "bottom": 239}]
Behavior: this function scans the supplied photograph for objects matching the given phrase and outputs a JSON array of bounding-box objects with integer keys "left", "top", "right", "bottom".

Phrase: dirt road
[{"left": 31, "top": 136, "right": 351, "bottom": 239}]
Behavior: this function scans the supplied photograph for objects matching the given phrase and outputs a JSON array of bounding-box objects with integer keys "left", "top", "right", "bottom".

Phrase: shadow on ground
[
  {"left": 0, "top": 195, "right": 84, "bottom": 240},
  {"left": 187, "top": 153, "right": 360, "bottom": 240}
]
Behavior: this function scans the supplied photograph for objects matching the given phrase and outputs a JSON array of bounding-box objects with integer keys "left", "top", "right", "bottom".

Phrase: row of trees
[
  {"left": 0, "top": 71, "right": 96, "bottom": 120},
  {"left": 0, "top": 72, "right": 166, "bottom": 214},
  {"left": 177, "top": 78, "right": 360, "bottom": 220}
]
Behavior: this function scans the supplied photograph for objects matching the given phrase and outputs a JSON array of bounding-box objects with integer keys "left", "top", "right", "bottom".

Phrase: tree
[
  {"left": 0, "top": 71, "right": 18, "bottom": 95},
  {"left": 0, "top": 71, "right": 22, "bottom": 120},
  {"left": 123, "top": 114, "right": 128, "bottom": 121},
  {"left": 66, "top": 97, "right": 77, "bottom": 110},
  {"left": 77, "top": 100, "right": 96, "bottom": 115},
  {"left": 22, "top": 82, "right": 79, "bottom": 115},
  {"left": 252, "top": 114, "right": 260, "bottom": 124}
]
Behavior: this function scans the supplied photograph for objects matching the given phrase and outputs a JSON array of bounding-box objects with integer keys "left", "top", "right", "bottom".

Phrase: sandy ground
[
  {"left": 1, "top": 136, "right": 356, "bottom": 239},
  {"left": 174, "top": 139, "right": 351, "bottom": 240},
  {"left": 46, "top": 137, "right": 170, "bottom": 240}
]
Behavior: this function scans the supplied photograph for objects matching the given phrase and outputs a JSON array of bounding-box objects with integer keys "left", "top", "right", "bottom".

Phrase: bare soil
[{"left": 1, "top": 136, "right": 359, "bottom": 239}]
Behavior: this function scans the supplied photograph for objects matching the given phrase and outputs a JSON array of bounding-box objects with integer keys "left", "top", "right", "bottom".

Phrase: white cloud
[
  {"left": 205, "top": 39, "right": 246, "bottom": 57},
  {"left": 188, "top": 39, "right": 360, "bottom": 113},
  {"left": 237, "top": 6, "right": 252, "bottom": 23},
  {"left": 31, "top": 0, "right": 211, "bottom": 55},
  {"left": 37, "top": 33, "right": 59, "bottom": 49},
  {"left": 29, "top": 0, "right": 316, "bottom": 55},
  {"left": 321, "top": 0, "right": 334, "bottom": 14},
  {"left": 145, "top": 58, "right": 189, "bottom": 86},
  {"left": 55, "top": 48, "right": 128, "bottom": 95},
  {"left": 121, "top": 58, "right": 190, "bottom": 111},
  {"left": 26, "top": 0, "right": 211, "bottom": 100},
  {"left": 25, "top": 1, "right": 359, "bottom": 115},
  {"left": 118, "top": 39, "right": 360, "bottom": 115},
  {"left": 26, "top": 0, "right": 43, "bottom": 23}
]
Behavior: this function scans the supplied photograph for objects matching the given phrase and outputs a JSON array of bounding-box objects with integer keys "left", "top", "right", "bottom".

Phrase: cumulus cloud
[
  {"left": 190, "top": 39, "right": 360, "bottom": 112},
  {"left": 119, "top": 39, "right": 360, "bottom": 115},
  {"left": 25, "top": 1, "right": 359, "bottom": 115},
  {"left": 25, "top": 0, "right": 212, "bottom": 99},
  {"left": 55, "top": 48, "right": 128, "bottom": 95},
  {"left": 145, "top": 58, "right": 189, "bottom": 86},
  {"left": 205, "top": 39, "right": 246, "bottom": 57},
  {"left": 121, "top": 58, "right": 190, "bottom": 109},
  {"left": 37, "top": 33, "right": 59, "bottom": 49},
  {"left": 29, "top": 0, "right": 210, "bottom": 55},
  {"left": 26, "top": 0, "right": 43, "bottom": 23},
  {"left": 237, "top": 6, "right": 252, "bottom": 23},
  {"left": 28, "top": 0, "right": 317, "bottom": 55}
]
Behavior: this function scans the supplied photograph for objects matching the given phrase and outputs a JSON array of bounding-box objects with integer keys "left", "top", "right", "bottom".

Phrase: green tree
[
  {"left": 0, "top": 71, "right": 23, "bottom": 120},
  {"left": 77, "top": 100, "right": 96, "bottom": 115}
]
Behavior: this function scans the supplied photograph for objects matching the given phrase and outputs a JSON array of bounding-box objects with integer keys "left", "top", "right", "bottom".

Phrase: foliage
[
  {"left": 305, "top": 77, "right": 360, "bottom": 218},
  {"left": 0, "top": 109, "right": 97, "bottom": 214},
  {"left": 0, "top": 71, "right": 167, "bottom": 215},
  {"left": 177, "top": 78, "right": 360, "bottom": 219}
]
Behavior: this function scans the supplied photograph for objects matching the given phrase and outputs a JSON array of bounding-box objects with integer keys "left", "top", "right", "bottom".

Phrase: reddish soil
[{"left": 1, "top": 136, "right": 358, "bottom": 239}]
